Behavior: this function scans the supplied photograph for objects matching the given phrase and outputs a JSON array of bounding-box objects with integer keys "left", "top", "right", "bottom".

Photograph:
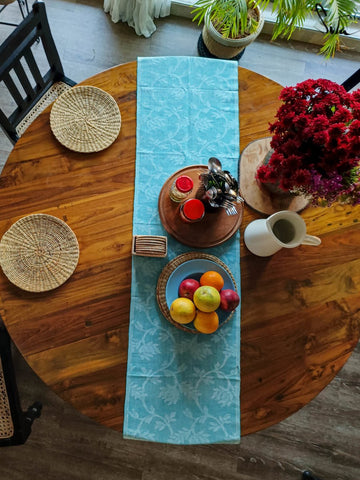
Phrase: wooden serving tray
[{"left": 158, "top": 165, "right": 243, "bottom": 248}]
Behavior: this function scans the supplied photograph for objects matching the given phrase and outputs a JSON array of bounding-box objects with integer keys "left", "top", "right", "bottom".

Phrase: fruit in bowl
[
  {"left": 178, "top": 278, "right": 200, "bottom": 301},
  {"left": 220, "top": 289, "right": 240, "bottom": 312},
  {"left": 170, "top": 297, "right": 196, "bottom": 324},
  {"left": 193, "top": 311, "right": 219, "bottom": 334},
  {"left": 193, "top": 285, "right": 220, "bottom": 312},
  {"left": 199, "top": 271, "right": 224, "bottom": 291},
  {"left": 161, "top": 256, "right": 240, "bottom": 334}
]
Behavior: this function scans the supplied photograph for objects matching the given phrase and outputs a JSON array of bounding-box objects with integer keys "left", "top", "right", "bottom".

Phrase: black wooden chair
[
  {"left": 0, "top": 0, "right": 29, "bottom": 27},
  {"left": 0, "top": 316, "right": 42, "bottom": 446},
  {"left": 0, "top": 0, "right": 76, "bottom": 144},
  {"left": 342, "top": 67, "right": 360, "bottom": 92}
]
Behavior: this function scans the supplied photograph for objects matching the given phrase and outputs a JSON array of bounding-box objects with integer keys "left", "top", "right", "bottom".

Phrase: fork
[{"left": 221, "top": 200, "right": 238, "bottom": 216}]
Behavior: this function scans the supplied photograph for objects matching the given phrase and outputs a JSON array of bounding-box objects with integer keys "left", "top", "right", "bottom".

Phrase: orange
[
  {"left": 170, "top": 297, "right": 196, "bottom": 324},
  {"left": 193, "top": 285, "right": 220, "bottom": 312},
  {"left": 194, "top": 311, "right": 219, "bottom": 334},
  {"left": 200, "top": 271, "right": 224, "bottom": 291}
]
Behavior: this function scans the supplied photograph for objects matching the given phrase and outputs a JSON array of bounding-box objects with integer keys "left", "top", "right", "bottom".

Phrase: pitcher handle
[{"left": 301, "top": 234, "right": 321, "bottom": 246}]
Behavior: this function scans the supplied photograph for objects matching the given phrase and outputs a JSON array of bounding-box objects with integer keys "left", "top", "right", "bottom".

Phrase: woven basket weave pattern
[
  {"left": 17, "top": 82, "right": 72, "bottom": 137},
  {"left": 0, "top": 214, "right": 79, "bottom": 292},
  {"left": 50, "top": 85, "right": 121, "bottom": 153},
  {"left": 0, "top": 358, "right": 14, "bottom": 439}
]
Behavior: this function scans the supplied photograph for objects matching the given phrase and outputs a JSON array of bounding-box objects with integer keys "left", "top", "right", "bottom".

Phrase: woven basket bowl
[
  {"left": 50, "top": 85, "right": 121, "bottom": 153},
  {"left": 156, "top": 252, "right": 237, "bottom": 334},
  {"left": 0, "top": 214, "right": 79, "bottom": 292}
]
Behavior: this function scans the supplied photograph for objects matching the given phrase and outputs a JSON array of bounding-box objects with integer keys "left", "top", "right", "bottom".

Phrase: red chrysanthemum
[{"left": 256, "top": 78, "right": 360, "bottom": 205}]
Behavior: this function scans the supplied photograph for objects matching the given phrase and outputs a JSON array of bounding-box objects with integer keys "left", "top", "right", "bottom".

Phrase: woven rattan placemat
[
  {"left": 156, "top": 252, "right": 237, "bottom": 334},
  {"left": 0, "top": 214, "right": 79, "bottom": 292},
  {"left": 50, "top": 85, "right": 121, "bottom": 153}
]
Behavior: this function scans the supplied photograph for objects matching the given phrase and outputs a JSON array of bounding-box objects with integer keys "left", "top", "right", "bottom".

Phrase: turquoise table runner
[{"left": 123, "top": 56, "right": 241, "bottom": 444}]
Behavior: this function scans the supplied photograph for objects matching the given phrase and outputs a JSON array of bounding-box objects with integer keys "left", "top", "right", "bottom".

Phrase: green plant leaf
[
  {"left": 191, "top": 0, "right": 359, "bottom": 56},
  {"left": 191, "top": 0, "right": 261, "bottom": 37}
]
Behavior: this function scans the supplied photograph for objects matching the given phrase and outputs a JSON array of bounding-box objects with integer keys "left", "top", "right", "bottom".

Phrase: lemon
[{"left": 170, "top": 297, "right": 196, "bottom": 324}]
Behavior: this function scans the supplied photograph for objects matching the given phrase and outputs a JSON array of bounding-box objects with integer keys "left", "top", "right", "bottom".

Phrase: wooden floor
[{"left": 0, "top": 1, "right": 360, "bottom": 479}]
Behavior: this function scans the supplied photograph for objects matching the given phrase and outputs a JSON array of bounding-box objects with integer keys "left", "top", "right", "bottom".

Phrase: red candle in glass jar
[
  {"left": 180, "top": 198, "right": 205, "bottom": 223},
  {"left": 169, "top": 175, "right": 194, "bottom": 202}
]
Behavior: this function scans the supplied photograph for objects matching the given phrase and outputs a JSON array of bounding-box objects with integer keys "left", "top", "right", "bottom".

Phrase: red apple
[
  {"left": 220, "top": 289, "right": 240, "bottom": 311},
  {"left": 178, "top": 278, "right": 200, "bottom": 301}
]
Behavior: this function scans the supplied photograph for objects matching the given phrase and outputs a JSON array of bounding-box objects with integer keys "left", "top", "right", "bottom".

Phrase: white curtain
[{"left": 103, "top": 0, "right": 171, "bottom": 38}]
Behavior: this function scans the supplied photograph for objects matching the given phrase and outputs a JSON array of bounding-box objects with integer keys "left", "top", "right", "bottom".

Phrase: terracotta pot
[{"left": 202, "top": 6, "right": 264, "bottom": 59}]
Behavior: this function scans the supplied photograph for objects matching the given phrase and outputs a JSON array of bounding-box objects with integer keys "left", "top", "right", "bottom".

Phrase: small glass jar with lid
[
  {"left": 179, "top": 198, "right": 205, "bottom": 223},
  {"left": 169, "top": 175, "right": 194, "bottom": 203}
]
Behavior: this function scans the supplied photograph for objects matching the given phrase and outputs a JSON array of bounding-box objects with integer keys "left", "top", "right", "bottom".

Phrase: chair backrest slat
[
  {"left": 0, "top": 0, "right": 74, "bottom": 144},
  {"left": 23, "top": 47, "right": 45, "bottom": 88},
  {"left": 2, "top": 72, "right": 26, "bottom": 110},
  {"left": 0, "top": 22, "right": 39, "bottom": 76},
  {"left": 13, "top": 62, "right": 36, "bottom": 100},
  {"left": 342, "top": 68, "right": 360, "bottom": 92},
  {"left": 35, "top": 1, "right": 64, "bottom": 78}
]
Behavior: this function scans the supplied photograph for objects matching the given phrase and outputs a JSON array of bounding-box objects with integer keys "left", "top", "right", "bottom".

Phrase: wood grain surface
[{"left": 0, "top": 62, "right": 359, "bottom": 437}]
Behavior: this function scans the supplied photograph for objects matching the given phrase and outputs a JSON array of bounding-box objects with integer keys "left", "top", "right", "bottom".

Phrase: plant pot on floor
[{"left": 200, "top": 6, "right": 264, "bottom": 60}]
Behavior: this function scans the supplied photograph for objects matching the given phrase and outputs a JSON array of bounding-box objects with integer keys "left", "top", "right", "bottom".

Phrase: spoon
[
  {"left": 208, "top": 157, "right": 222, "bottom": 173},
  {"left": 223, "top": 171, "right": 239, "bottom": 190},
  {"left": 223, "top": 171, "right": 233, "bottom": 185},
  {"left": 227, "top": 188, "right": 238, "bottom": 198}
]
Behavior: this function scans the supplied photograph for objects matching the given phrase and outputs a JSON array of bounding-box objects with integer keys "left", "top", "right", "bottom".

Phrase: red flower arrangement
[{"left": 256, "top": 78, "right": 360, "bottom": 206}]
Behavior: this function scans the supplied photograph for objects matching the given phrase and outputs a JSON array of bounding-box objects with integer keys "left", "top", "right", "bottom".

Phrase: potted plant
[
  {"left": 192, "top": 0, "right": 359, "bottom": 59},
  {"left": 193, "top": 0, "right": 265, "bottom": 59},
  {"left": 256, "top": 78, "right": 360, "bottom": 206}
]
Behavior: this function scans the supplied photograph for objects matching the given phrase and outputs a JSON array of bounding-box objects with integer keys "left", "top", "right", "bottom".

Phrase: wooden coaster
[
  {"left": 239, "top": 138, "right": 309, "bottom": 216},
  {"left": 132, "top": 235, "right": 167, "bottom": 258},
  {"left": 158, "top": 165, "right": 243, "bottom": 248}
]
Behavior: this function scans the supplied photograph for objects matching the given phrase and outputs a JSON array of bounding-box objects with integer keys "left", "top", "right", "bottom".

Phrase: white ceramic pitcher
[{"left": 244, "top": 210, "right": 321, "bottom": 257}]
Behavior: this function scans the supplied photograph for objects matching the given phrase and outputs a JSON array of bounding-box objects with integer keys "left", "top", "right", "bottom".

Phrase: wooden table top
[{"left": 0, "top": 61, "right": 359, "bottom": 436}]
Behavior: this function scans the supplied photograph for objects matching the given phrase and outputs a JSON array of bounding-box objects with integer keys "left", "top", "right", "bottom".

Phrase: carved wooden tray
[{"left": 158, "top": 165, "right": 243, "bottom": 248}]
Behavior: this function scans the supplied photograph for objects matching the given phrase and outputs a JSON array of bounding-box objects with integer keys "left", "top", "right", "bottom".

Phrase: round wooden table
[{"left": 0, "top": 62, "right": 359, "bottom": 436}]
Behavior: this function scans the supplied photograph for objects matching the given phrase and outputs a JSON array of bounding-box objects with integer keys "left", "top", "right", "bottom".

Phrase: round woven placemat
[
  {"left": 156, "top": 252, "right": 237, "bottom": 334},
  {"left": 50, "top": 85, "right": 121, "bottom": 153},
  {"left": 0, "top": 214, "right": 79, "bottom": 292}
]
